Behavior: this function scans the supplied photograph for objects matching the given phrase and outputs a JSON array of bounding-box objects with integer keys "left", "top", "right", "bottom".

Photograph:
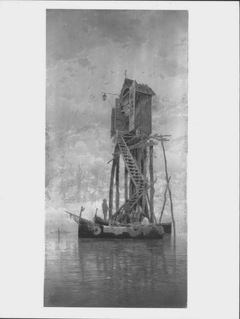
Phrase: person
[
  {"left": 136, "top": 204, "right": 142, "bottom": 222},
  {"left": 136, "top": 204, "right": 142, "bottom": 214},
  {"left": 141, "top": 214, "right": 149, "bottom": 226},
  {"left": 124, "top": 200, "right": 131, "bottom": 223},
  {"left": 102, "top": 199, "right": 108, "bottom": 221}
]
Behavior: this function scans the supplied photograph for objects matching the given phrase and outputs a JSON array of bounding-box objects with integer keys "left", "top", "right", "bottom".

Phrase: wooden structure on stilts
[
  {"left": 66, "top": 77, "right": 175, "bottom": 238},
  {"left": 108, "top": 78, "right": 175, "bottom": 233}
]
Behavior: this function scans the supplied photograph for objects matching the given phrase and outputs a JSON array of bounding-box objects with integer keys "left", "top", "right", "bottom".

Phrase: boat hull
[
  {"left": 78, "top": 219, "right": 164, "bottom": 239},
  {"left": 159, "top": 222, "right": 171, "bottom": 234},
  {"left": 93, "top": 215, "right": 171, "bottom": 235}
]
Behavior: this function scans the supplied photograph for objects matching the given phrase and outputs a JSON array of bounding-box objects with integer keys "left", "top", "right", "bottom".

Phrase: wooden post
[
  {"left": 129, "top": 178, "right": 133, "bottom": 199},
  {"left": 109, "top": 145, "right": 117, "bottom": 218},
  {"left": 128, "top": 150, "right": 134, "bottom": 199},
  {"left": 149, "top": 144, "right": 154, "bottom": 223},
  {"left": 115, "top": 150, "right": 120, "bottom": 211},
  {"left": 142, "top": 148, "right": 147, "bottom": 216},
  {"left": 160, "top": 137, "right": 176, "bottom": 235},
  {"left": 159, "top": 176, "right": 171, "bottom": 223},
  {"left": 168, "top": 183, "right": 175, "bottom": 236},
  {"left": 145, "top": 200, "right": 149, "bottom": 219},
  {"left": 124, "top": 166, "right": 128, "bottom": 201},
  {"left": 136, "top": 148, "right": 142, "bottom": 203}
]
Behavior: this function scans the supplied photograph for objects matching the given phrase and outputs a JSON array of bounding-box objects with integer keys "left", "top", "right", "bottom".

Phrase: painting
[{"left": 45, "top": 9, "right": 188, "bottom": 308}]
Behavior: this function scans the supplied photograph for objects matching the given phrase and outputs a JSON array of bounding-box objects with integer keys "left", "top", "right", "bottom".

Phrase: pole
[
  {"left": 124, "top": 166, "right": 128, "bottom": 201},
  {"left": 159, "top": 176, "right": 171, "bottom": 223},
  {"left": 149, "top": 144, "right": 154, "bottom": 222},
  {"left": 115, "top": 150, "right": 120, "bottom": 211},
  {"left": 160, "top": 136, "right": 176, "bottom": 235},
  {"left": 142, "top": 148, "right": 147, "bottom": 217},
  {"left": 109, "top": 145, "right": 117, "bottom": 218}
]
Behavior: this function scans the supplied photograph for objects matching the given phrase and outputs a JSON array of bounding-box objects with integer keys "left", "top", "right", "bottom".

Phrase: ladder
[{"left": 117, "top": 134, "right": 147, "bottom": 210}]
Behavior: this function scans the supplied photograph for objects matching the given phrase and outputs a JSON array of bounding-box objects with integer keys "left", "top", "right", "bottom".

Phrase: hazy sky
[{"left": 46, "top": 10, "right": 188, "bottom": 133}]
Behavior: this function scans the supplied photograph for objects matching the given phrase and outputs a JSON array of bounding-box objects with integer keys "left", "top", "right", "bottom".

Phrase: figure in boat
[{"left": 102, "top": 199, "right": 108, "bottom": 221}]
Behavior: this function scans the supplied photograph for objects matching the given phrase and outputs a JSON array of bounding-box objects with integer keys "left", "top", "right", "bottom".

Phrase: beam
[
  {"left": 109, "top": 145, "right": 117, "bottom": 218},
  {"left": 115, "top": 150, "right": 120, "bottom": 211},
  {"left": 149, "top": 144, "right": 154, "bottom": 222}
]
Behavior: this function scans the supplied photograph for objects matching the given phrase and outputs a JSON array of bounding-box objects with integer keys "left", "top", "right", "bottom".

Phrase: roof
[
  {"left": 120, "top": 78, "right": 156, "bottom": 97},
  {"left": 135, "top": 83, "right": 156, "bottom": 96}
]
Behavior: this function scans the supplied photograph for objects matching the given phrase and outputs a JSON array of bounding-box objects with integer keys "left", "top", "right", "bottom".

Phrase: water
[{"left": 44, "top": 232, "right": 187, "bottom": 308}]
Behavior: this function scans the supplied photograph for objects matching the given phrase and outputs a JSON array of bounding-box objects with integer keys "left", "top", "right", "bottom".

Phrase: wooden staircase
[{"left": 117, "top": 134, "right": 146, "bottom": 210}]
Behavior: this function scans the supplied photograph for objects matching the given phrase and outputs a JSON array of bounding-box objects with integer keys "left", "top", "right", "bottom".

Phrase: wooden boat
[{"left": 66, "top": 210, "right": 170, "bottom": 239}]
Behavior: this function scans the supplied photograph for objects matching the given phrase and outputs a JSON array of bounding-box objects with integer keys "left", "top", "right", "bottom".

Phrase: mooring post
[
  {"left": 160, "top": 136, "right": 176, "bottom": 235},
  {"left": 149, "top": 144, "right": 154, "bottom": 223},
  {"left": 115, "top": 149, "right": 120, "bottom": 211},
  {"left": 142, "top": 148, "right": 147, "bottom": 217},
  {"left": 159, "top": 176, "right": 171, "bottom": 223}
]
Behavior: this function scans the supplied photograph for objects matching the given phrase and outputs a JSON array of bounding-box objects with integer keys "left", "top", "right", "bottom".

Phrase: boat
[{"left": 65, "top": 210, "right": 167, "bottom": 239}]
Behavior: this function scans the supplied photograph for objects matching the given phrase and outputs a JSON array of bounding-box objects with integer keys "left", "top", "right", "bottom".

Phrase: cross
[{"left": 124, "top": 70, "right": 127, "bottom": 78}]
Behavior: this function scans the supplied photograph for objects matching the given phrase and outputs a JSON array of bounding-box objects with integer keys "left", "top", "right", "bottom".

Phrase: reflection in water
[{"left": 44, "top": 234, "right": 187, "bottom": 308}]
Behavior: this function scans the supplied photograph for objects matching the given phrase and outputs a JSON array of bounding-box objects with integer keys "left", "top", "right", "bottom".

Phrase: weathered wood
[
  {"left": 159, "top": 176, "right": 171, "bottom": 223},
  {"left": 146, "top": 191, "right": 156, "bottom": 223},
  {"left": 107, "top": 153, "right": 120, "bottom": 164},
  {"left": 136, "top": 148, "right": 142, "bottom": 209},
  {"left": 115, "top": 151, "right": 120, "bottom": 211},
  {"left": 168, "top": 182, "right": 176, "bottom": 236},
  {"left": 146, "top": 190, "right": 153, "bottom": 223},
  {"left": 136, "top": 148, "right": 141, "bottom": 171},
  {"left": 142, "top": 148, "right": 147, "bottom": 216},
  {"left": 124, "top": 166, "right": 128, "bottom": 201},
  {"left": 149, "top": 144, "right": 154, "bottom": 223},
  {"left": 129, "top": 176, "right": 134, "bottom": 199},
  {"left": 144, "top": 199, "right": 150, "bottom": 220},
  {"left": 128, "top": 149, "right": 135, "bottom": 198},
  {"left": 109, "top": 146, "right": 117, "bottom": 218},
  {"left": 160, "top": 136, "right": 176, "bottom": 234}
]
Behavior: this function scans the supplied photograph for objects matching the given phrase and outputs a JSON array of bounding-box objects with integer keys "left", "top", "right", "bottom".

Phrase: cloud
[
  {"left": 65, "top": 66, "right": 73, "bottom": 73},
  {"left": 47, "top": 10, "right": 151, "bottom": 66},
  {"left": 86, "top": 10, "right": 144, "bottom": 46},
  {"left": 161, "top": 58, "right": 187, "bottom": 78},
  {"left": 75, "top": 57, "right": 96, "bottom": 71}
]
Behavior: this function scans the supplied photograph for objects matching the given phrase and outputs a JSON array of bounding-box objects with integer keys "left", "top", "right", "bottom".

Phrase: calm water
[{"left": 44, "top": 232, "right": 187, "bottom": 308}]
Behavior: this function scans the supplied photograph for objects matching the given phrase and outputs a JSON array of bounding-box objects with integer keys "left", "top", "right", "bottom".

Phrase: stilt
[
  {"left": 109, "top": 146, "right": 117, "bottom": 218},
  {"left": 142, "top": 148, "right": 147, "bottom": 217},
  {"left": 124, "top": 166, "right": 128, "bottom": 201},
  {"left": 136, "top": 148, "right": 142, "bottom": 208},
  {"left": 168, "top": 182, "right": 176, "bottom": 236},
  {"left": 129, "top": 177, "right": 134, "bottom": 199},
  {"left": 160, "top": 136, "right": 176, "bottom": 234},
  {"left": 149, "top": 144, "right": 154, "bottom": 223},
  {"left": 115, "top": 150, "right": 120, "bottom": 211},
  {"left": 159, "top": 176, "right": 171, "bottom": 223}
]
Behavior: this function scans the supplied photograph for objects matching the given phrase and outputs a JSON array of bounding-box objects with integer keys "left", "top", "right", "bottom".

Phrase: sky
[
  {"left": 45, "top": 9, "right": 189, "bottom": 217},
  {"left": 46, "top": 10, "right": 188, "bottom": 134}
]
